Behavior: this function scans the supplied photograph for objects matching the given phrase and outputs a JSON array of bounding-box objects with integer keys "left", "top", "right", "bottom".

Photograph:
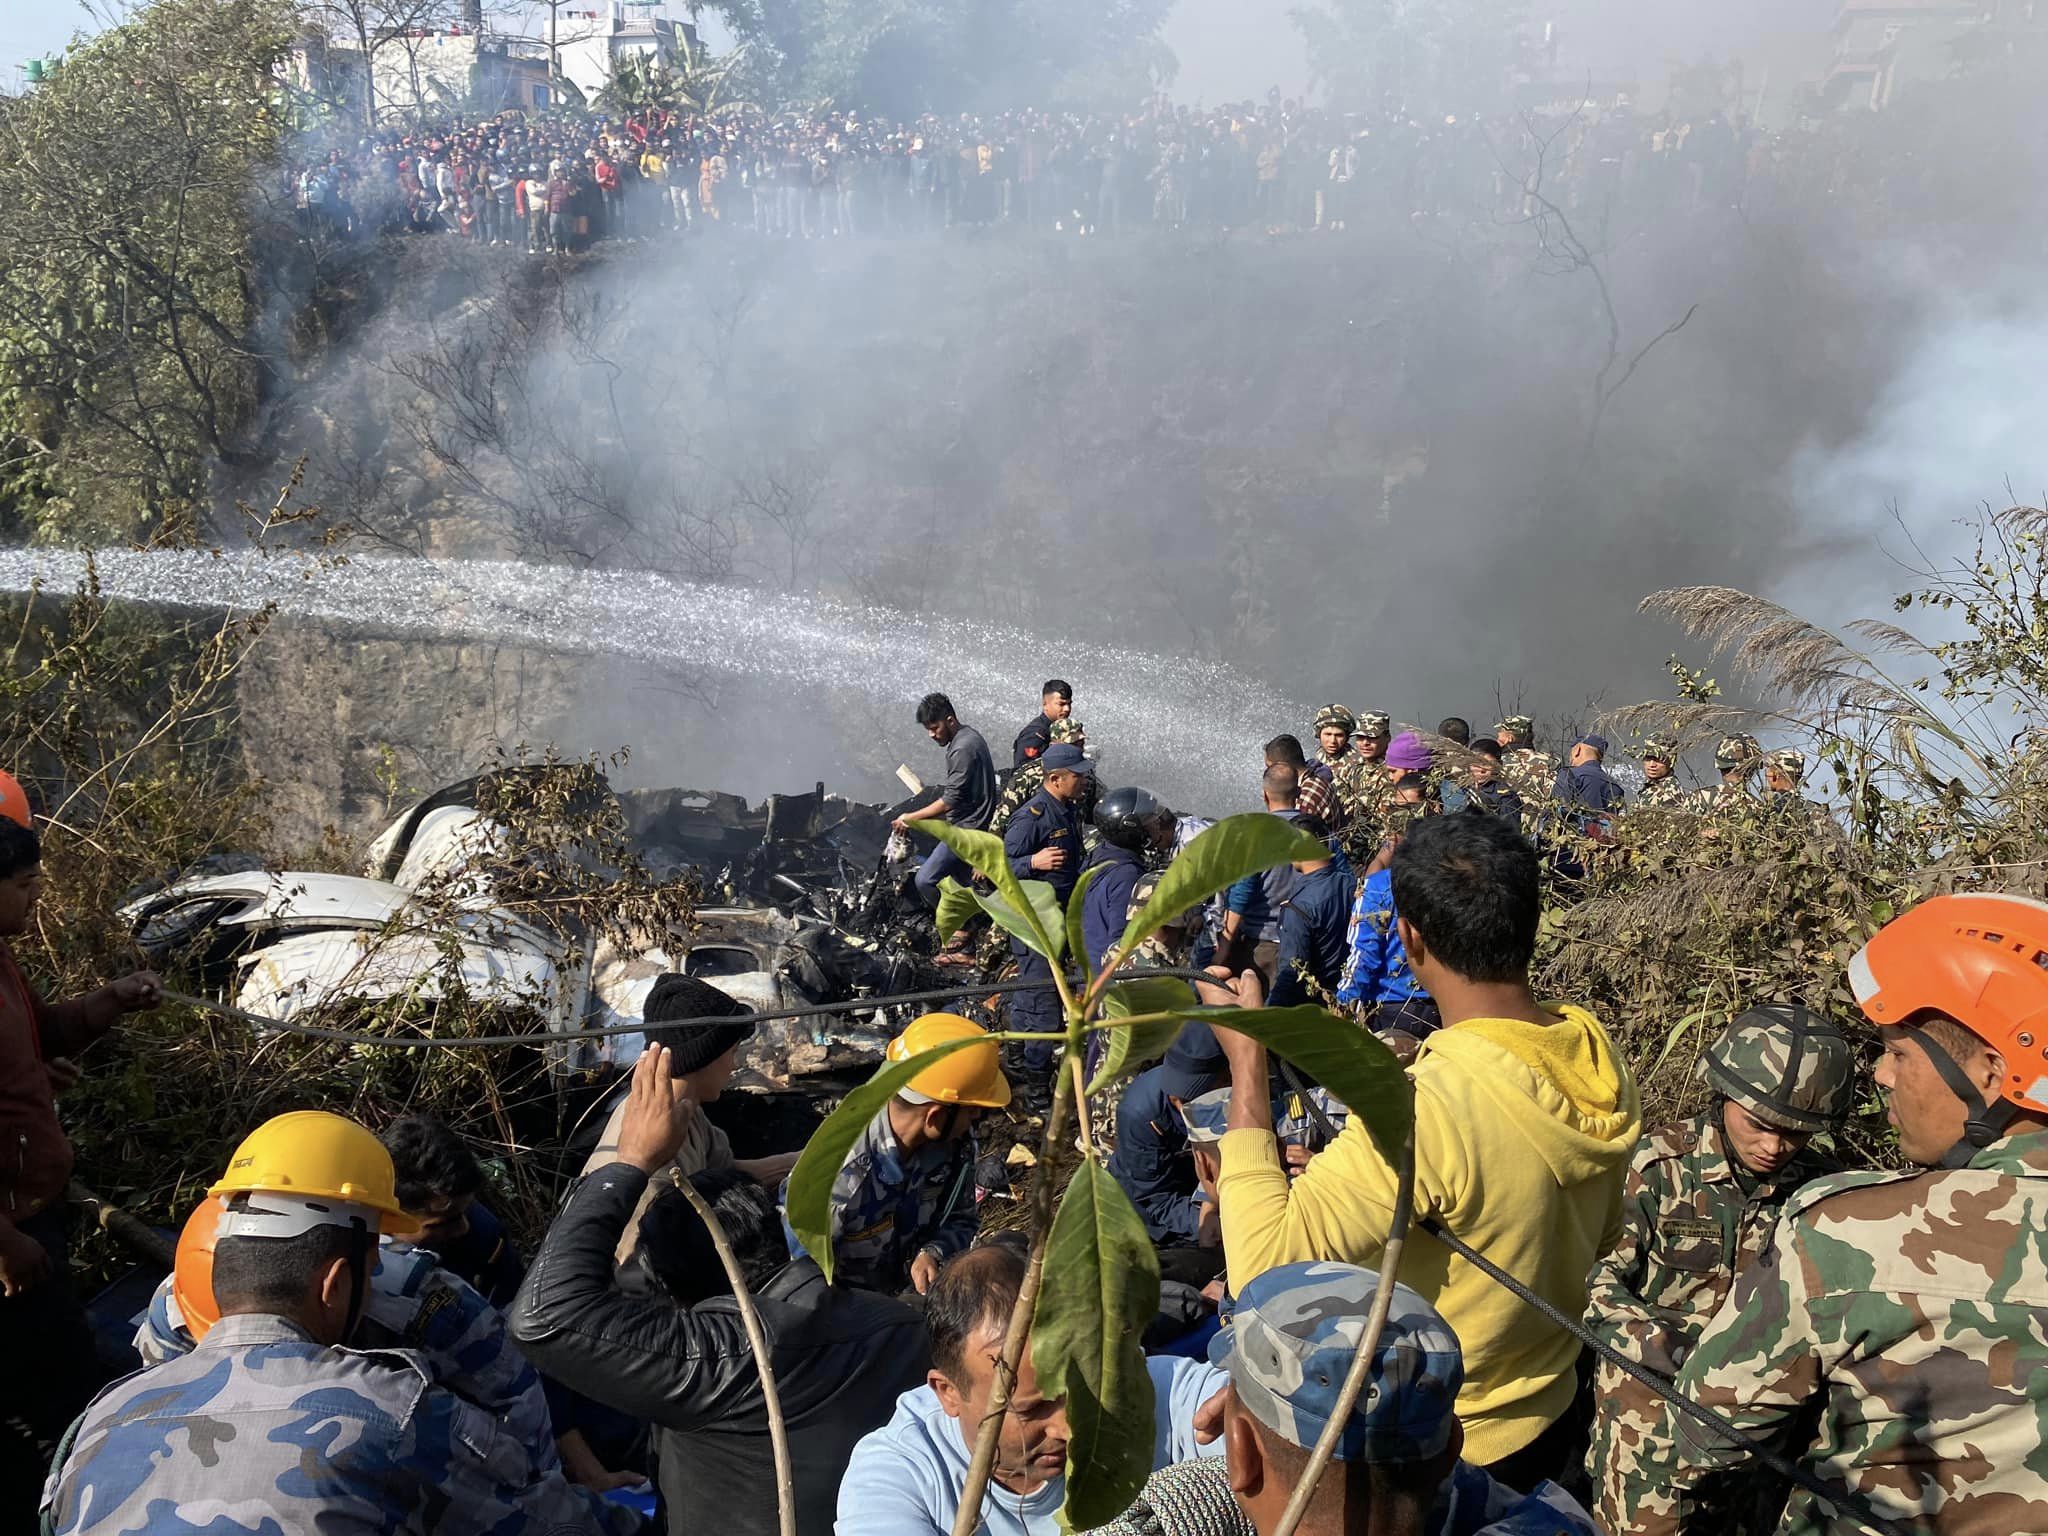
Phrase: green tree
[{"left": 0, "top": 0, "right": 295, "bottom": 541}]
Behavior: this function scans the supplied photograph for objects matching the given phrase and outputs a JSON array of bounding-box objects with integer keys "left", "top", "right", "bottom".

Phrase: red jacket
[{"left": 0, "top": 946, "right": 70, "bottom": 1220}]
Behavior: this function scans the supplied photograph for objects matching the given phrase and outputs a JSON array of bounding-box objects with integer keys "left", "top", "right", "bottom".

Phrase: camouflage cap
[
  {"left": 1208, "top": 1261, "right": 1462, "bottom": 1463},
  {"left": 1180, "top": 1087, "right": 1231, "bottom": 1147},
  {"left": 1495, "top": 714, "right": 1534, "bottom": 742},
  {"left": 1642, "top": 737, "right": 1676, "bottom": 764},
  {"left": 1050, "top": 717, "right": 1086, "bottom": 744},
  {"left": 1699, "top": 1004, "right": 1858, "bottom": 1131},
  {"left": 1713, "top": 733, "right": 1761, "bottom": 771},
  {"left": 1352, "top": 711, "right": 1392, "bottom": 741},
  {"left": 1766, "top": 746, "right": 1806, "bottom": 783},
  {"left": 1314, "top": 705, "right": 1356, "bottom": 734}
]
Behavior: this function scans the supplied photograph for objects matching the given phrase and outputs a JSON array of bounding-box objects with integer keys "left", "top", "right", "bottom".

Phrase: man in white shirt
[{"left": 836, "top": 1243, "right": 1224, "bottom": 1536}]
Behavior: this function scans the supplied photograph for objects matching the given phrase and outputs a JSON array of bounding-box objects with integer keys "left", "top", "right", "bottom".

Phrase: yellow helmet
[
  {"left": 887, "top": 1014, "right": 1012, "bottom": 1109},
  {"left": 208, "top": 1111, "right": 420, "bottom": 1238}
]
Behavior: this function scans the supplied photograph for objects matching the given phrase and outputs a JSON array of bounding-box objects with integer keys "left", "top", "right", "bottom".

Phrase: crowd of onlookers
[{"left": 289, "top": 91, "right": 1832, "bottom": 252}]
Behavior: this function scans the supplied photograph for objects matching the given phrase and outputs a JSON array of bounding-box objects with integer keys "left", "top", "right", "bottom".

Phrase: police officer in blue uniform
[{"left": 1002, "top": 741, "right": 1090, "bottom": 1109}]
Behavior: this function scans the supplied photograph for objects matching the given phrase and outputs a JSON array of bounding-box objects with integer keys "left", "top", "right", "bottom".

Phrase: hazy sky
[
  {"left": 4, "top": 0, "right": 1848, "bottom": 107},
  {"left": 0, "top": 0, "right": 99, "bottom": 73}
]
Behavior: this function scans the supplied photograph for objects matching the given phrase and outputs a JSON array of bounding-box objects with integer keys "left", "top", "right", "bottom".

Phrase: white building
[{"left": 551, "top": 2, "right": 698, "bottom": 105}]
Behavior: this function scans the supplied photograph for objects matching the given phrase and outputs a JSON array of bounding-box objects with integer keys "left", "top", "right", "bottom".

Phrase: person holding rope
[
  {"left": 1583, "top": 1006, "right": 1857, "bottom": 1536},
  {"left": 1207, "top": 813, "right": 1640, "bottom": 1490},
  {"left": 1646, "top": 893, "right": 2048, "bottom": 1535}
]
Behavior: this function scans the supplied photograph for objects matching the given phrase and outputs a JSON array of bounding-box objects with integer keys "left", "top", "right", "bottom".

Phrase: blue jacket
[
  {"left": 1554, "top": 761, "right": 1624, "bottom": 814},
  {"left": 1003, "top": 787, "right": 1084, "bottom": 905},
  {"left": 1336, "top": 867, "right": 1425, "bottom": 1007},
  {"left": 1081, "top": 843, "right": 1146, "bottom": 968},
  {"left": 1106, "top": 1064, "right": 1204, "bottom": 1245},
  {"left": 1268, "top": 859, "right": 1356, "bottom": 1009}
]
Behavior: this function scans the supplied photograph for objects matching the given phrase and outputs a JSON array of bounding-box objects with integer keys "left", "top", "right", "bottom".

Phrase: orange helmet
[
  {"left": 172, "top": 1197, "right": 226, "bottom": 1341},
  {"left": 1850, "top": 892, "right": 2048, "bottom": 1158},
  {"left": 0, "top": 771, "right": 29, "bottom": 829}
]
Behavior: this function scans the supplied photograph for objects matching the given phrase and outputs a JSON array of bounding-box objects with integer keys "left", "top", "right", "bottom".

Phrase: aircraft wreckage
[{"left": 121, "top": 770, "right": 953, "bottom": 1096}]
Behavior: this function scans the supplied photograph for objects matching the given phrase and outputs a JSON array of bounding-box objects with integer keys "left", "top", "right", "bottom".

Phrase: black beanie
[{"left": 643, "top": 973, "right": 756, "bottom": 1075}]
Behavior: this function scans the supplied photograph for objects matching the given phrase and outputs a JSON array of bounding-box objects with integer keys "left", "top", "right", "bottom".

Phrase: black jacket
[{"left": 509, "top": 1163, "right": 931, "bottom": 1536}]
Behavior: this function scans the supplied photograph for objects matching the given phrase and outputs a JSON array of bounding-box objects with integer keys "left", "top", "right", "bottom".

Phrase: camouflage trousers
[{"left": 1589, "top": 1356, "right": 1788, "bottom": 1536}]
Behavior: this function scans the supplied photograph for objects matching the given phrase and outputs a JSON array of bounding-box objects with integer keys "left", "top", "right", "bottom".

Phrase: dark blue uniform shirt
[
  {"left": 1268, "top": 859, "right": 1356, "bottom": 1009},
  {"left": 1003, "top": 787, "right": 1085, "bottom": 905},
  {"left": 1081, "top": 843, "right": 1146, "bottom": 968}
]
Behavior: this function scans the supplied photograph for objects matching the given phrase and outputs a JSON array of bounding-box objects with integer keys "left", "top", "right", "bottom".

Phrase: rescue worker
[
  {"left": 136, "top": 1178, "right": 558, "bottom": 1460},
  {"left": 1583, "top": 1006, "right": 1856, "bottom": 1536},
  {"left": 1265, "top": 815, "right": 1354, "bottom": 1010},
  {"left": 1082, "top": 785, "right": 1173, "bottom": 970},
  {"left": 1106, "top": 1024, "right": 1229, "bottom": 1279},
  {"left": 1012, "top": 679, "right": 1072, "bottom": 770},
  {"left": 1209, "top": 812, "right": 1639, "bottom": 1487},
  {"left": 1310, "top": 706, "right": 1358, "bottom": 834},
  {"left": 990, "top": 716, "right": 1089, "bottom": 836},
  {"left": 782, "top": 1014, "right": 1007, "bottom": 1295},
  {"left": 1650, "top": 892, "right": 2048, "bottom": 1535},
  {"left": 1760, "top": 746, "right": 1836, "bottom": 836},
  {"left": 899, "top": 692, "right": 998, "bottom": 911},
  {"left": 1686, "top": 733, "right": 1760, "bottom": 814},
  {"left": 1187, "top": 1262, "right": 1599, "bottom": 1536},
  {"left": 1554, "top": 734, "right": 1625, "bottom": 814},
  {"left": 1636, "top": 739, "right": 1687, "bottom": 808},
  {"left": 1003, "top": 742, "right": 1090, "bottom": 1101},
  {"left": 44, "top": 1112, "right": 640, "bottom": 1536},
  {"left": 1336, "top": 712, "right": 1396, "bottom": 864},
  {"left": 1494, "top": 715, "right": 1558, "bottom": 816}
]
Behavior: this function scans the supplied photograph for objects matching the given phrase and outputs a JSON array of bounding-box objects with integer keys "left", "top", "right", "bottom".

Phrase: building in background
[{"left": 550, "top": 1, "right": 698, "bottom": 106}]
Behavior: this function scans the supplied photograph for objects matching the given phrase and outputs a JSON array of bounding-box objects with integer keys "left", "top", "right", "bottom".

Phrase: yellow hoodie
[{"left": 1217, "top": 1003, "right": 1640, "bottom": 1465}]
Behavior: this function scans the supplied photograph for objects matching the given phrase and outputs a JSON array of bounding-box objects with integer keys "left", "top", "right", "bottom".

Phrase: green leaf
[
  {"left": 1032, "top": 1161, "right": 1161, "bottom": 1529},
  {"left": 783, "top": 1035, "right": 991, "bottom": 1283},
  {"left": 915, "top": 819, "right": 1058, "bottom": 960},
  {"left": 1065, "top": 862, "right": 1106, "bottom": 986},
  {"left": 977, "top": 877, "right": 1067, "bottom": 961},
  {"left": 1115, "top": 814, "right": 1326, "bottom": 969},
  {"left": 1174, "top": 1004, "right": 1413, "bottom": 1165},
  {"left": 1085, "top": 977, "right": 1196, "bottom": 1095},
  {"left": 934, "top": 876, "right": 980, "bottom": 945}
]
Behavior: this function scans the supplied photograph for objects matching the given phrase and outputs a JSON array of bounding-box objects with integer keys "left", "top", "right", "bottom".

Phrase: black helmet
[{"left": 1096, "top": 786, "right": 1165, "bottom": 852}]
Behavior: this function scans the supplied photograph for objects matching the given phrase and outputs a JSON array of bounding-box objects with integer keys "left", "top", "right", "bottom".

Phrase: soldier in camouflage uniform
[
  {"left": 1644, "top": 893, "right": 2048, "bottom": 1536},
  {"left": 1335, "top": 711, "right": 1397, "bottom": 866},
  {"left": 1193, "top": 1260, "right": 1598, "bottom": 1536},
  {"left": 42, "top": 1112, "right": 639, "bottom": 1536},
  {"left": 989, "top": 716, "right": 1092, "bottom": 835},
  {"left": 1759, "top": 746, "right": 1836, "bottom": 837},
  {"left": 780, "top": 1013, "right": 1005, "bottom": 1294},
  {"left": 1306, "top": 706, "right": 1357, "bottom": 835},
  {"left": 1685, "top": 733, "right": 1760, "bottom": 814},
  {"left": 1493, "top": 716, "right": 1558, "bottom": 827},
  {"left": 1636, "top": 738, "right": 1688, "bottom": 808},
  {"left": 1584, "top": 1006, "right": 1857, "bottom": 1536}
]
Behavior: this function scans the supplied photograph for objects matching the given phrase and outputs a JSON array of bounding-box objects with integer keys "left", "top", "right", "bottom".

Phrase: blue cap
[
  {"left": 1039, "top": 743, "right": 1093, "bottom": 775},
  {"left": 1208, "top": 1261, "right": 1463, "bottom": 1462},
  {"left": 1157, "top": 1022, "right": 1226, "bottom": 1100},
  {"left": 1575, "top": 734, "right": 1610, "bottom": 755}
]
